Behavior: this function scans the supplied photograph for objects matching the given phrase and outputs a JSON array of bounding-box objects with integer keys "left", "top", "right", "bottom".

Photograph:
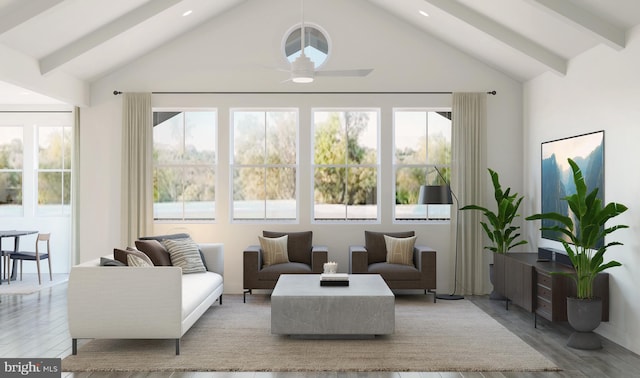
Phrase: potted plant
[
  {"left": 526, "top": 158, "right": 628, "bottom": 349},
  {"left": 460, "top": 168, "right": 527, "bottom": 299}
]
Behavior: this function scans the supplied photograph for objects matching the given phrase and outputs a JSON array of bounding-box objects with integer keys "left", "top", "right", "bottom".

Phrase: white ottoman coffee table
[{"left": 271, "top": 274, "right": 394, "bottom": 337}]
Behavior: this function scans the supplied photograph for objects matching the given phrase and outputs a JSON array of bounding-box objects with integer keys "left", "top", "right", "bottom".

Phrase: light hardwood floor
[{"left": 1, "top": 281, "right": 639, "bottom": 378}]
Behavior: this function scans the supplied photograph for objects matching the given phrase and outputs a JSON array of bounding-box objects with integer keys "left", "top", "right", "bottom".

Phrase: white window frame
[
  {"left": 152, "top": 109, "right": 218, "bottom": 222},
  {"left": 0, "top": 125, "right": 24, "bottom": 217},
  {"left": 392, "top": 108, "right": 452, "bottom": 223},
  {"left": 229, "top": 108, "right": 300, "bottom": 223},
  {"left": 36, "top": 125, "right": 72, "bottom": 216},
  {"left": 311, "top": 108, "right": 381, "bottom": 224}
]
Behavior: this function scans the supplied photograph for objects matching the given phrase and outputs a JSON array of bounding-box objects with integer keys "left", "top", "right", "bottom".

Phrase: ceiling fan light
[
  {"left": 292, "top": 75, "right": 314, "bottom": 83},
  {"left": 291, "top": 54, "right": 315, "bottom": 83}
]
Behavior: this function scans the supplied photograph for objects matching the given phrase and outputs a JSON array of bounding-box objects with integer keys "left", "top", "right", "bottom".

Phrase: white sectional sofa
[{"left": 67, "top": 243, "right": 223, "bottom": 355}]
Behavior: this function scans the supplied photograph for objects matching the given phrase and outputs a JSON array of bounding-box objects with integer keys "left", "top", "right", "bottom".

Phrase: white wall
[
  {"left": 524, "top": 26, "right": 640, "bottom": 354},
  {"left": 79, "top": 0, "right": 522, "bottom": 295}
]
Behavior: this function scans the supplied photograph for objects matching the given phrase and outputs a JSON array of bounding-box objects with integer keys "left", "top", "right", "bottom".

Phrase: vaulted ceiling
[{"left": 1, "top": 0, "right": 639, "bottom": 105}]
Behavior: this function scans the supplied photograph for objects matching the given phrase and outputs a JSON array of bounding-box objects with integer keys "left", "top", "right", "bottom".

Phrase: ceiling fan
[{"left": 286, "top": 0, "right": 373, "bottom": 83}]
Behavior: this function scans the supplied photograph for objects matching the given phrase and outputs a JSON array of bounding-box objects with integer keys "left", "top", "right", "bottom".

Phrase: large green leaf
[
  {"left": 461, "top": 169, "right": 527, "bottom": 254},
  {"left": 525, "top": 158, "right": 629, "bottom": 299}
]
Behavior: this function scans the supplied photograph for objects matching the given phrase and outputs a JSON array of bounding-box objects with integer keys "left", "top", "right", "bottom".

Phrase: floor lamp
[{"left": 418, "top": 181, "right": 464, "bottom": 300}]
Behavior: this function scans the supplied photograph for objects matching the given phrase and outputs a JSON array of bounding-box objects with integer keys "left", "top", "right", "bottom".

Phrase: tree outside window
[
  {"left": 231, "top": 110, "right": 297, "bottom": 221},
  {"left": 313, "top": 110, "right": 379, "bottom": 221},
  {"left": 37, "top": 125, "right": 71, "bottom": 216},
  {"left": 394, "top": 110, "right": 451, "bottom": 220},
  {"left": 153, "top": 111, "right": 217, "bottom": 221},
  {"left": 0, "top": 126, "right": 23, "bottom": 216}
]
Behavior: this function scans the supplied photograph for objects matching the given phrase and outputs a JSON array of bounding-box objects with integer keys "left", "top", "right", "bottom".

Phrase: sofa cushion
[
  {"left": 256, "top": 262, "right": 312, "bottom": 281},
  {"left": 259, "top": 235, "right": 290, "bottom": 267},
  {"left": 100, "top": 257, "right": 126, "bottom": 266},
  {"left": 384, "top": 235, "right": 416, "bottom": 266},
  {"left": 127, "top": 253, "right": 153, "bottom": 267},
  {"left": 181, "top": 271, "right": 223, "bottom": 319},
  {"left": 368, "top": 262, "right": 422, "bottom": 281},
  {"left": 365, "top": 231, "right": 415, "bottom": 264},
  {"left": 135, "top": 239, "right": 172, "bottom": 266},
  {"left": 263, "top": 230, "right": 312, "bottom": 266},
  {"left": 161, "top": 238, "right": 206, "bottom": 274},
  {"left": 113, "top": 248, "right": 154, "bottom": 266},
  {"left": 139, "top": 233, "right": 208, "bottom": 270}
]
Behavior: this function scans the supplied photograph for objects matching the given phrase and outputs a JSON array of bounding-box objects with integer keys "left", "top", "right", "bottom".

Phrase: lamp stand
[{"left": 435, "top": 173, "right": 464, "bottom": 301}]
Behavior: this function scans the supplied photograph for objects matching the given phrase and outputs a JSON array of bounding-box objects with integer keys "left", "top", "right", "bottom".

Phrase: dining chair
[{"left": 8, "top": 233, "right": 52, "bottom": 285}]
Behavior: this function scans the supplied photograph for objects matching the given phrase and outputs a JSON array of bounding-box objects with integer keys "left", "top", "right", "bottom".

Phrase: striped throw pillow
[
  {"left": 162, "top": 238, "right": 206, "bottom": 274},
  {"left": 384, "top": 235, "right": 416, "bottom": 266},
  {"left": 258, "top": 235, "right": 289, "bottom": 267}
]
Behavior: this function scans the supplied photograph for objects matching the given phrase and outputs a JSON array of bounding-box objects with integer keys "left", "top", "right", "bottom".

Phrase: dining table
[{"left": 0, "top": 230, "right": 38, "bottom": 284}]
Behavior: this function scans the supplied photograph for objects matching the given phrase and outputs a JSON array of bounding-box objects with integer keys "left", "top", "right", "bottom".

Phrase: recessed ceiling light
[
  {"left": 182, "top": 10, "right": 192, "bottom": 17},
  {"left": 419, "top": 10, "right": 429, "bottom": 17}
]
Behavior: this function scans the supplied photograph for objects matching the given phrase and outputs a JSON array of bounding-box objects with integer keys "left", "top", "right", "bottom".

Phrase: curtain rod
[{"left": 113, "top": 90, "right": 497, "bottom": 95}]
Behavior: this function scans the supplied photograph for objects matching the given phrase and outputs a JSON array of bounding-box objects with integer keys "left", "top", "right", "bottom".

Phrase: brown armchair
[
  {"left": 349, "top": 231, "right": 437, "bottom": 302},
  {"left": 243, "top": 231, "right": 328, "bottom": 302}
]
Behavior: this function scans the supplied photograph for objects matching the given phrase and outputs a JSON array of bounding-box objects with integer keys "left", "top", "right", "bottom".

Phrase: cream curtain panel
[
  {"left": 121, "top": 93, "right": 153, "bottom": 246},
  {"left": 451, "top": 92, "right": 487, "bottom": 295}
]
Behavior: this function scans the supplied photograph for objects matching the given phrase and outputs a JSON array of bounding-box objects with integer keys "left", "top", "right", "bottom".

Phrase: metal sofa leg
[
  {"left": 72, "top": 339, "right": 77, "bottom": 355},
  {"left": 219, "top": 294, "right": 223, "bottom": 305},
  {"left": 176, "top": 339, "right": 180, "bottom": 355},
  {"left": 243, "top": 289, "right": 252, "bottom": 303},
  {"left": 428, "top": 289, "right": 436, "bottom": 303}
]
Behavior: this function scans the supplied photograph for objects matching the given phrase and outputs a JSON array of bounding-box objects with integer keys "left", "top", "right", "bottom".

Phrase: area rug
[
  {"left": 62, "top": 295, "right": 559, "bottom": 372},
  {"left": 0, "top": 273, "right": 68, "bottom": 295}
]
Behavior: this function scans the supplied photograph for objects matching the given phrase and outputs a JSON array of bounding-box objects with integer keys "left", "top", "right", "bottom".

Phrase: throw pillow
[
  {"left": 100, "top": 257, "right": 126, "bottom": 266},
  {"left": 135, "top": 239, "right": 172, "bottom": 266},
  {"left": 384, "top": 235, "right": 416, "bottom": 266},
  {"left": 127, "top": 253, "right": 153, "bottom": 267},
  {"left": 262, "top": 231, "right": 312, "bottom": 266},
  {"left": 365, "top": 231, "right": 415, "bottom": 264},
  {"left": 161, "top": 238, "right": 206, "bottom": 274},
  {"left": 113, "top": 248, "right": 154, "bottom": 266},
  {"left": 258, "top": 235, "right": 289, "bottom": 267}
]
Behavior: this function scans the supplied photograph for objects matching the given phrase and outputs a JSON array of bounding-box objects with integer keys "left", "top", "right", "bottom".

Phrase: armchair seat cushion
[
  {"left": 257, "top": 262, "right": 312, "bottom": 281},
  {"left": 368, "top": 262, "right": 423, "bottom": 281}
]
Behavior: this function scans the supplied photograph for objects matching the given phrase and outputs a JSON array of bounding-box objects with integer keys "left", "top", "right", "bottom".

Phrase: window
[
  {"left": 153, "top": 111, "right": 217, "bottom": 221},
  {"left": 394, "top": 110, "right": 452, "bottom": 221},
  {"left": 37, "top": 125, "right": 72, "bottom": 215},
  {"left": 0, "top": 126, "right": 23, "bottom": 216},
  {"left": 284, "top": 25, "right": 329, "bottom": 68},
  {"left": 231, "top": 109, "right": 298, "bottom": 221},
  {"left": 313, "top": 109, "right": 379, "bottom": 221}
]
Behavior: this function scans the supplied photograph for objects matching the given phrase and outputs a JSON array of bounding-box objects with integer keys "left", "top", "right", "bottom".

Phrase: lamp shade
[{"left": 418, "top": 185, "right": 453, "bottom": 205}]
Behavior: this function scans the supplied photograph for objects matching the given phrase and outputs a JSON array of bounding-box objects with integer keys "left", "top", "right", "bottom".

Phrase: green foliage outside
[
  {"left": 37, "top": 128, "right": 72, "bottom": 205},
  {"left": 0, "top": 127, "right": 70, "bottom": 207},
  {"left": 313, "top": 112, "right": 376, "bottom": 207},
  {"left": 0, "top": 137, "right": 23, "bottom": 205},
  {"left": 394, "top": 131, "right": 451, "bottom": 206}
]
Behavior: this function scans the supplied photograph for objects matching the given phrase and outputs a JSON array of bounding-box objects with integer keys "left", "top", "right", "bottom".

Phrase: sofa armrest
[
  {"left": 311, "top": 245, "right": 328, "bottom": 273},
  {"left": 199, "top": 243, "right": 223, "bottom": 276},
  {"left": 415, "top": 245, "right": 437, "bottom": 286},
  {"left": 349, "top": 245, "right": 369, "bottom": 274},
  {"left": 68, "top": 262, "right": 183, "bottom": 339},
  {"left": 243, "top": 245, "right": 262, "bottom": 289}
]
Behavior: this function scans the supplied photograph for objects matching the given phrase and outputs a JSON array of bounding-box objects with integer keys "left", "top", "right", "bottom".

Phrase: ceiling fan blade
[{"left": 315, "top": 68, "right": 373, "bottom": 77}]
